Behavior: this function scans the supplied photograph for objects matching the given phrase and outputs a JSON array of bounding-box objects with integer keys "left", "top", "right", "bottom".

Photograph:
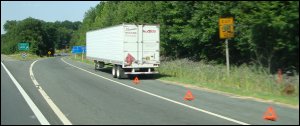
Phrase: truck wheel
[
  {"left": 99, "top": 62, "right": 105, "bottom": 68},
  {"left": 117, "top": 65, "right": 124, "bottom": 79},
  {"left": 94, "top": 62, "right": 98, "bottom": 70},
  {"left": 94, "top": 60, "right": 98, "bottom": 70},
  {"left": 112, "top": 65, "right": 117, "bottom": 78}
]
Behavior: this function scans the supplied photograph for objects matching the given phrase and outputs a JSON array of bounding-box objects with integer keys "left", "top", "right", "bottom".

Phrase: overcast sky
[{"left": 1, "top": 1, "right": 100, "bottom": 34}]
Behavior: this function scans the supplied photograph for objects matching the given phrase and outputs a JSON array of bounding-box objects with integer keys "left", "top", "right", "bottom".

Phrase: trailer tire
[
  {"left": 98, "top": 61, "right": 105, "bottom": 68},
  {"left": 94, "top": 60, "right": 98, "bottom": 70},
  {"left": 112, "top": 65, "right": 117, "bottom": 78},
  {"left": 94, "top": 63, "right": 97, "bottom": 70},
  {"left": 116, "top": 65, "right": 125, "bottom": 79}
]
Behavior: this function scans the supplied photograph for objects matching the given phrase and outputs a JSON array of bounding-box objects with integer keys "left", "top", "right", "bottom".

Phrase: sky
[{"left": 1, "top": 1, "right": 100, "bottom": 34}]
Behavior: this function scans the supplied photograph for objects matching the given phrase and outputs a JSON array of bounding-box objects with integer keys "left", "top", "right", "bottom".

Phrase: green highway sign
[{"left": 18, "top": 42, "right": 29, "bottom": 51}]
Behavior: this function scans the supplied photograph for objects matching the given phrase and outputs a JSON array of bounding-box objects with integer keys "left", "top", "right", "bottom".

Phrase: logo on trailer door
[
  {"left": 125, "top": 27, "right": 137, "bottom": 37},
  {"left": 125, "top": 53, "right": 135, "bottom": 66},
  {"left": 125, "top": 27, "right": 137, "bottom": 31},
  {"left": 143, "top": 30, "right": 156, "bottom": 33}
]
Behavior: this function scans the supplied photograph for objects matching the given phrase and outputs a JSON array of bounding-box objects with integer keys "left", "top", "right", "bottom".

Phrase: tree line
[
  {"left": 73, "top": 1, "right": 299, "bottom": 73},
  {"left": 1, "top": 1, "right": 299, "bottom": 73},
  {"left": 1, "top": 17, "right": 81, "bottom": 56}
]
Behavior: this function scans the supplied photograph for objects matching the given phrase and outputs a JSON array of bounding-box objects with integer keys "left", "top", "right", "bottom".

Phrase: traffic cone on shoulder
[
  {"left": 263, "top": 106, "right": 277, "bottom": 121},
  {"left": 184, "top": 90, "right": 195, "bottom": 101},
  {"left": 133, "top": 76, "right": 140, "bottom": 84}
]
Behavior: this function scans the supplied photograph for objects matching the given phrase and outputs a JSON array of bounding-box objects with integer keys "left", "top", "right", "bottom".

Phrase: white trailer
[{"left": 86, "top": 23, "right": 160, "bottom": 79}]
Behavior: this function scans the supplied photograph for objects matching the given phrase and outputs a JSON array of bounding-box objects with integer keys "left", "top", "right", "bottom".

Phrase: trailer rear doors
[{"left": 123, "top": 24, "right": 160, "bottom": 68}]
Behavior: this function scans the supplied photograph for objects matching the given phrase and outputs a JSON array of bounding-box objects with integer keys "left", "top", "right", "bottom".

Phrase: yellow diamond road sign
[
  {"left": 219, "top": 17, "right": 234, "bottom": 39},
  {"left": 48, "top": 51, "right": 51, "bottom": 55}
]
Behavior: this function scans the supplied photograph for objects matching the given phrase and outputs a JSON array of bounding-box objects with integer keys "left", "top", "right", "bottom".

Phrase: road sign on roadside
[
  {"left": 48, "top": 51, "right": 51, "bottom": 55},
  {"left": 72, "top": 46, "right": 86, "bottom": 54},
  {"left": 18, "top": 43, "right": 29, "bottom": 51},
  {"left": 219, "top": 17, "right": 234, "bottom": 39},
  {"left": 219, "top": 17, "right": 234, "bottom": 76},
  {"left": 21, "top": 52, "right": 27, "bottom": 59}
]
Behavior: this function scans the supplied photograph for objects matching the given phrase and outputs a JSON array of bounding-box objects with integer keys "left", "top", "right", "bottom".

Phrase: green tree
[
  {"left": 69, "top": 1, "right": 298, "bottom": 72},
  {"left": 2, "top": 17, "right": 81, "bottom": 56}
]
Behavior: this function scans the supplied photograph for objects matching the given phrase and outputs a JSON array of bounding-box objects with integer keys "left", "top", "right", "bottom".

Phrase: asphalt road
[
  {"left": 1, "top": 56, "right": 299, "bottom": 125},
  {"left": 1, "top": 64, "right": 40, "bottom": 125}
]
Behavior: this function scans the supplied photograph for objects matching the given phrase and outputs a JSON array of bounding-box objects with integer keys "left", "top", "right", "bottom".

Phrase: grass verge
[
  {"left": 67, "top": 55, "right": 299, "bottom": 106},
  {"left": 157, "top": 59, "right": 299, "bottom": 106},
  {"left": 6, "top": 52, "right": 46, "bottom": 61},
  {"left": 68, "top": 54, "right": 94, "bottom": 65}
]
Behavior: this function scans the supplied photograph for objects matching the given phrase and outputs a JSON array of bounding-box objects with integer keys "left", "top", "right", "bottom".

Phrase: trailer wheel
[
  {"left": 112, "top": 65, "right": 117, "bottom": 78},
  {"left": 94, "top": 60, "right": 98, "bottom": 70},
  {"left": 98, "top": 61, "right": 105, "bottom": 68},
  {"left": 117, "top": 65, "right": 125, "bottom": 79}
]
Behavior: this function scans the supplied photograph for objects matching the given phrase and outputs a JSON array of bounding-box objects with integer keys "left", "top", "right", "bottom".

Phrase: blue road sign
[{"left": 72, "top": 46, "right": 86, "bottom": 54}]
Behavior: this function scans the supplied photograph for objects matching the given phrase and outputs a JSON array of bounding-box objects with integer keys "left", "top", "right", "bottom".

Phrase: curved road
[{"left": 1, "top": 56, "right": 299, "bottom": 125}]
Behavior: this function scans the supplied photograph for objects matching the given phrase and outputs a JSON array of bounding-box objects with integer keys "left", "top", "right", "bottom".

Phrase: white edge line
[
  {"left": 61, "top": 57, "right": 250, "bottom": 125},
  {"left": 1, "top": 62, "right": 50, "bottom": 125},
  {"left": 29, "top": 60, "right": 72, "bottom": 125}
]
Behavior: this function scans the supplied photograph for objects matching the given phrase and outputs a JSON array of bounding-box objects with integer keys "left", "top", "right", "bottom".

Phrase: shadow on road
[{"left": 94, "top": 67, "right": 172, "bottom": 80}]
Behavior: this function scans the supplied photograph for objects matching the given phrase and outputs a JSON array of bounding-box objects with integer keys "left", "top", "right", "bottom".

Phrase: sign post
[
  {"left": 219, "top": 17, "right": 234, "bottom": 76},
  {"left": 225, "top": 39, "right": 230, "bottom": 76},
  {"left": 81, "top": 46, "right": 84, "bottom": 62},
  {"left": 82, "top": 50, "right": 83, "bottom": 61}
]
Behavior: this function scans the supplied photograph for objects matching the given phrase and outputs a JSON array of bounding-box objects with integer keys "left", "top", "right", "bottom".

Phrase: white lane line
[
  {"left": 61, "top": 58, "right": 250, "bottom": 125},
  {"left": 29, "top": 60, "right": 72, "bottom": 125},
  {"left": 1, "top": 62, "right": 50, "bottom": 125}
]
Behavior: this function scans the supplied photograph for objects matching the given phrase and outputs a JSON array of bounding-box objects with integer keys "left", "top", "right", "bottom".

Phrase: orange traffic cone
[
  {"left": 184, "top": 90, "right": 194, "bottom": 101},
  {"left": 263, "top": 106, "right": 277, "bottom": 121},
  {"left": 133, "top": 76, "right": 140, "bottom": 84}
]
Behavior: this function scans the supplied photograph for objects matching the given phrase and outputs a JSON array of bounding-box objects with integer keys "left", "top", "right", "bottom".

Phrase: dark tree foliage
[
  {"left": 71, "top": 1, "right": 298, "bottom": 73},
  {"left": 2, "top": 1, "right": 298, "bottom": 73},
  {"left": 1, "top": 17, "right": 81, "bottom": 56}
]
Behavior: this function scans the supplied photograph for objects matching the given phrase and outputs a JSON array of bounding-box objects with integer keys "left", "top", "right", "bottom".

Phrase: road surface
[{"left": 1, "top": 56, "right": 299, "bottom": 125}]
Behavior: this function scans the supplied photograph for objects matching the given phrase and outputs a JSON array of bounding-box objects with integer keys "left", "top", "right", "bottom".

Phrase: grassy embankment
[
  {"left": 68, "top": 53, "right": 94, "bottom": 65},
  {"left": 157, "top": 59, "right": 299, "bottom": 106},
  {"left": 69, "top": 54, "right": 299, "bottom": 106},
  {"left": 6, "top": 52, "right": 45, "bottom": 61}
]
